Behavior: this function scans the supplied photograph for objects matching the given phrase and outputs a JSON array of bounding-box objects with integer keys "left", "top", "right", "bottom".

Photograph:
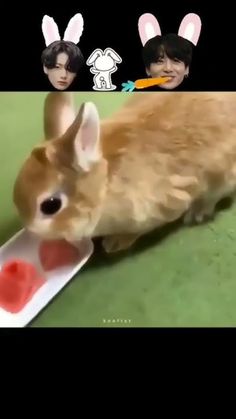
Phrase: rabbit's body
[
  {"left": 92, "top": 70, "right": 114, "bottom": 90},
  {"left": 14, "top": 92, "right": 236, "bottom": 252},
  {"left": 96, "top": 93, "right": 236, "bottom": 237}
]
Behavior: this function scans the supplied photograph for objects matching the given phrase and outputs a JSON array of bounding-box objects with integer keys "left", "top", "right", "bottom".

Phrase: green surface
[{"left": 1, "top": 92, "right": 236, "bottom": 327}]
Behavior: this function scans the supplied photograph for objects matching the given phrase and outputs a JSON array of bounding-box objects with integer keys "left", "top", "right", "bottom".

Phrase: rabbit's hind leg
[
  {"left": 183, "top": 166, "right": 236, "bottom": 225},
  {"left": 183, "top": 198, "right": 217, "bottom": 225},
  {"left": 183, "top": 184, "right": 236, "bottom": 225}
]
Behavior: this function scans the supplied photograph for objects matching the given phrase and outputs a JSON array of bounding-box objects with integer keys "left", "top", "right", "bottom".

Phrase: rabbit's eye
[
  {"left": 37, "top": 192, "right": 68, "bottom": 218},
  {"left": 40, "top": 197, "right": 62, "bottom": 215}
]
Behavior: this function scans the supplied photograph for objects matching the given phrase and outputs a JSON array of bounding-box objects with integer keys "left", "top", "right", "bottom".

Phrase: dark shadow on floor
[
  {"left": 215, "top": 196, "right": 233, "bottom": 212},
  {"left": 84, "top": 196, "right": 235, "bottom": 272},
  {"left": 85, "top": 218, "right": 183, "bottom": 271}
]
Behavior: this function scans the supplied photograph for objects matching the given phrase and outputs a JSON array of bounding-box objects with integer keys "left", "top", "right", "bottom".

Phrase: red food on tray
[
  {"left": 0, "top": 260, "right": 46, "bottom": 313},
  {"left": 39, "top": 239, "right": 80, "bottom": 271}
]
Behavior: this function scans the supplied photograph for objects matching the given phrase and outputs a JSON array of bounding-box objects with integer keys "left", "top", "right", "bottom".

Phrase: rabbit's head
[
  {"left": 13, "top": 93, "right": 108, "bottom": 242},
  {"left": 86, "top": 48, "right": 122, "bottom": 71}
]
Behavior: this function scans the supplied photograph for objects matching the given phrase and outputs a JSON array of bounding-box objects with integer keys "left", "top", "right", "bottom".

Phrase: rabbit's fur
[{"left": 13, "top": 91, "right": 236, "bottom": 252}]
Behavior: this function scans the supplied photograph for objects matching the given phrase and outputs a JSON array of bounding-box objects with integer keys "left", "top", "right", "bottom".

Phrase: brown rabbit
[{"left": 13, "top": 91, "right": 236, "bottom": 253}]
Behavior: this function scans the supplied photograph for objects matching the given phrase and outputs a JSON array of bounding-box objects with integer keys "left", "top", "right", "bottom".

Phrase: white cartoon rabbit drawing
[{"left": 86, "top": 48, "right": 122, "bottom": 91}]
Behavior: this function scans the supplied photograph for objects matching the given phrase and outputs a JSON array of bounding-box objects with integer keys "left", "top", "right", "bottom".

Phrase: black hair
[
  {"left": 142, "top": 33, "right": 193, "bottom": 69},
  {"left": 41, "top": 40, "right": 85, "bottom": 73}
]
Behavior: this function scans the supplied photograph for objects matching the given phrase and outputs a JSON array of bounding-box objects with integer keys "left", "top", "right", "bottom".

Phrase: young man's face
[
  {"left": 44, "top": 52, "right": 77, "bottom": 90},
  {"left": 146, "top": 52, "right": 189, "bottom": 90}
]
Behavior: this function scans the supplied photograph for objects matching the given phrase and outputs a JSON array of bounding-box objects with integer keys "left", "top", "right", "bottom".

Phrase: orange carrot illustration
[
  {"left": 134, "top": 76, "right": 171, "bottom": 89},
  {"left": 121, "top": 77, "right": 171, "bottom": 92}
]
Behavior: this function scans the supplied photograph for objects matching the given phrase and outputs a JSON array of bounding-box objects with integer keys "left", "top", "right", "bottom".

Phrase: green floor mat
[{"left": 0, "top": 92, "right": 236, "bottom": 327}]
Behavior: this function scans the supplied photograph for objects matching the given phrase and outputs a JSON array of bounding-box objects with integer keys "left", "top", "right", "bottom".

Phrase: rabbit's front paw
[{"left": 102, "top": 234, "right": 139, "bottom": 253}]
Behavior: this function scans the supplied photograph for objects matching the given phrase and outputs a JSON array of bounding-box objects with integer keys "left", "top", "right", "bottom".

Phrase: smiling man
[
  {"left": 138, "top": 12, "right": 202, "bottom": 90},
  {"left": 142, "top": 33, "right": 192, "bottom": 90}
]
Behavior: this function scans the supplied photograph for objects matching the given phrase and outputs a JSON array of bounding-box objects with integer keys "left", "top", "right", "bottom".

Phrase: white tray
[{"left": 0, "top": 229, "right": 94, "bottom": 327}]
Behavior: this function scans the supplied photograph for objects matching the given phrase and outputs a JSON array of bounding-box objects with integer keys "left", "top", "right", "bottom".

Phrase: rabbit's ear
[
  {"left": 178, "top": 13, "right": 202, "bottom": 45},
  {"left": 63, "top": 13, "right": 84, "bottom": 44},
  {"left": 73, "top": 102, "right": 101, "bottom": 171},
  {"left": 86, "top": 49, "right": 103, "bottom": 65},
  {"left": 42, "top": 15, "right": 61, "bottom": 47},
  {"left": 47, "top": 102, "right": 101, "bottom": 172},
  {"left": 44, "top": 93, "right": 76, "bottom": 141},
  {"left": 138, "top": 13, "right": 162, "bottom": 46},
  {"left": 104, "top": 48, "right": 122, "bottom": 63}
]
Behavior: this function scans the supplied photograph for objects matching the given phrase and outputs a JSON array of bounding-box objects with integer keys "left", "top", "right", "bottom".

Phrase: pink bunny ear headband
[
  {"left": 42, "top": 13, "right": 84, "bottom": 47},
  {"left": 138, "top": 12, "right": 202, "bottom": 46}
]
